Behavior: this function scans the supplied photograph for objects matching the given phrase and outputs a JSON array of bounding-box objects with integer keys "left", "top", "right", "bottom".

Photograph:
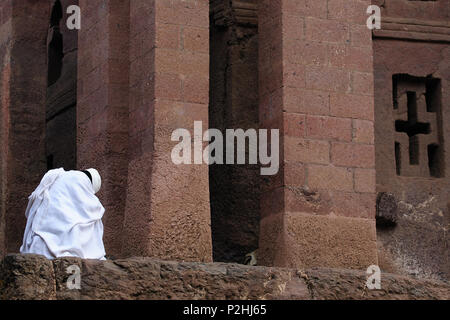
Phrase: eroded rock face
[
  {"left": 1, "top": 254, "right": 448, "bottom": 300},
  {"left": 0, "top": 254, "right": 56, "bottom": 300},
  {"left": 376, "top": 193, "right": 398, "bottom": 227},
  {"left": 305, "top": 268, "right": 449, "bottom": 300},
  {"left": 376, "top": 191, "right": 449, "bottom": 282},
  {"left": 373, "top": 7, "right": 450, "bottom": 282}
]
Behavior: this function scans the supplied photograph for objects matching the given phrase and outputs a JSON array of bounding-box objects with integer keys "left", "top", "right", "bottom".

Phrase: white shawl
[{"left": 20, "top": 169, "right": 106, "bottom": 260}]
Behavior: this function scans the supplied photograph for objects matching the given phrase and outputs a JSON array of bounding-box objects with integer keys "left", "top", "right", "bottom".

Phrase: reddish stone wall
[
  {"left": 0, "top": 0, "right": 80, "bottom": 255},
  {"left": 258, "top": 0, "right": 378, "bottom": 270},
  {"left": 77, "top": 0, "right": 131, "bottom": 258},
  {"left": 0, "top": 0, "right": 13, "bottom": 258},
  {"left": 0, "top": 0, "right": 213, "bottom": 261},
  {"left": 0, "top": 0, "right": 447, "bottom": 283},
  {"left": 372, "top": 0, "right": 449, "bottom": 21},
  {"left": 1, "top": 0, "right": 50, "bottom": 254},
  {"left": 373, "top": 0, "right": 450, "bottom": 281},
  {"left": 121, "top": 0, "right": 212, "bottom": 261}
]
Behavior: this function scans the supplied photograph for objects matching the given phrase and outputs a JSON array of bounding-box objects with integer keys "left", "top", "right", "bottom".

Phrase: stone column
[
  {"left": 0, "top": 0, "right": 50, "bottom": 254},
  {"left": 258, "top": 0, "right": 378, "bottom": 269},
  {"left": 121, "top": 0, "right": 212, "bottom": 262},
  {"left": 77, "top": 0, "right": 131, "bottom": 257},
  {"left": 0, "top": 0, "right": 12, "bottom": 257}
]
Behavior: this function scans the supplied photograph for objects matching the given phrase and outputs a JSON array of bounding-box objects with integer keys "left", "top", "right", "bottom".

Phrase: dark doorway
[
  {"left": 209, "top": 1, "right": 260, "bottom": 264},
  {"left": 46, "top": 0, "right": 78, "bottom": 171}
]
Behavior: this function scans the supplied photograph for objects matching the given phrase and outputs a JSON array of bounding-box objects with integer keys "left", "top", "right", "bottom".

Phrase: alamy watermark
[
  {"left": 62, "top": 4, "right": 380, "bottom": 31},
  {"left": 366, "top": 265, "right": 381, "bottom": 290},
  {"left": 171, "top": 122, "right": 280, "bottom": 176},
  {"left": 367, "top": 5, "right": 381, "bottom": 30},
  {"left": 66, "top": 5, "right": 81, "bottom": 30},
  {"left": 66, "top": 264, "right": 81, "bottom": 290}
]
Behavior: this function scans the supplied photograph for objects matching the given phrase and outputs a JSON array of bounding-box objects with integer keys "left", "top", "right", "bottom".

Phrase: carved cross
[
  {"left": 392, "top": 75, "right": 442, "bottom": 177},
  {"left": 395, "top": 91, "right": 430, "bottom": 165}
]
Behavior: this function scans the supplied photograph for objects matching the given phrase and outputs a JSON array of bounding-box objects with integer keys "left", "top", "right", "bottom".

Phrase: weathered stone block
[
  {"left": 0, "top": 254, "right": 55, "bottom": 300},
  {"left": 1, "top": 255, "right": 448, "bottom": 300}
]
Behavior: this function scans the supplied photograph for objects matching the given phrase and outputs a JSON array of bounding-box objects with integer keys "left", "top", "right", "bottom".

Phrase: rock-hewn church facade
[{"left": 0, "top": 0, "right": 448, "bottom": 282}]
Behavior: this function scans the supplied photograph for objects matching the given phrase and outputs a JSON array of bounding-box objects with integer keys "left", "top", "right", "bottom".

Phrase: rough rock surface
[
  {"left": 0, "top": 254, "right": 448, "bottom": 300},
  {"left": 376, "top": 193, "right": 398, "bottom": 227},
  {"left": 373, "top": 15, "right": 450, "bottom": 281}
]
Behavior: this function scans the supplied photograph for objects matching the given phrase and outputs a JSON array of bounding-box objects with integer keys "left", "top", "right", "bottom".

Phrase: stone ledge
[
  {"left": 0, "top": 254, "right": 448, "bottom": 300},
  {"left": 373, "top": 17, "right": 450, "bottom": 43}
]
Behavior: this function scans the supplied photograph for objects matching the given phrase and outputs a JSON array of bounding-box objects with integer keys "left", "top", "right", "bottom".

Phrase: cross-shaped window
[
  {"left": 395, "top": 91, "right": 431, "bottom": 165},
  {"left": 392, "top": 74, "right": 444, "bottom": 178}
]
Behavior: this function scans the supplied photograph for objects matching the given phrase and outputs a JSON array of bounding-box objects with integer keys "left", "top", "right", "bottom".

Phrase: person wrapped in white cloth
[{"left": 20, "top": 168, "right": 106, "bottom": 260}]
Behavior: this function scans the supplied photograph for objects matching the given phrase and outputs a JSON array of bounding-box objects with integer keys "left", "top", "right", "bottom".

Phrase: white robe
[{"left": 20, "top": 169, "right": 106, "bottom": 260}]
